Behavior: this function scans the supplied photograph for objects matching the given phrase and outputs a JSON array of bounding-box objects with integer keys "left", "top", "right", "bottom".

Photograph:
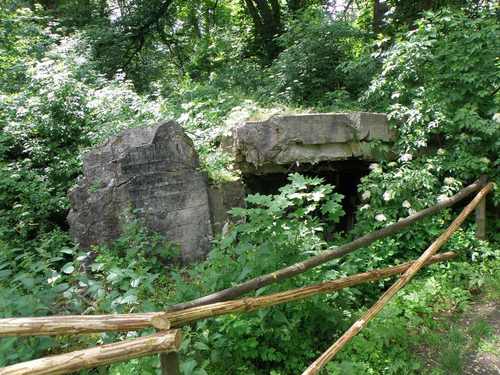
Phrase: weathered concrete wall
[
  {"left": 67, "top": 121, "right": 212, "bottom": 262},
  {"left": 233, "top": 112, "right": 394, "bottom": 173},
  {"left": 208, "top": 181, "right": 245, "bottom": 235}
]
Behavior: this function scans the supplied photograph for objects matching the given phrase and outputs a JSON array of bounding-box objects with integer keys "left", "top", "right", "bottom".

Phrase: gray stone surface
[
  {"left": 67, "top": 121, "right": 212, "bottom": 262},
  {"left": 208, "top": 181, "right": 246, "bottom": 235},
  {"left": 233, "top": 112, "right": 394, "bottom": 173}
]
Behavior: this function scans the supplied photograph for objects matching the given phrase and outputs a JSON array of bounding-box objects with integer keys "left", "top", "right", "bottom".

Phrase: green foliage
[
  {"left": 0, "top": 21, "right": 163, "bottom": 242},
  {"left": 175, "top": 173, "right": 344, "bottom": 302},
  {"left": 269, "top": 8, "right": 375, "bottom": 105},
  {"left": 350, "top": 9, "right": 500, "bottom": 279},
  {"left": 63, "top": 217, "right": 178, "bottom": 314},
  {"left": 363, "top": 8, "right": 499, "bottom": 197},
  {"left": 0, "top": 229, "right": 73, "bottom": 365},
  {"left": 0, "top": 5, "right": 55, "bottom": 93},
  {"left": 1, "top": 2, "right": 499, "bottom": 374},
  {"left": 0, "top": 217, "right": 177, "bottom": 366},
  {"left": 168, "top": 174, "right": 344, "bottom": 374},
  {"left": 325, "top": 258, "right": 499, "bottom": 375},
  {"left": 0, "top": 13, "right": 168, "bottom": 362}
]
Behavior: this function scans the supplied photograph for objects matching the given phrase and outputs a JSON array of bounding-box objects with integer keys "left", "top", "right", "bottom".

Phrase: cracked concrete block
[
  {"left": 233, "top": 112, "right": 394, "bottom": 173},
  {"left": 67, "top": 121, "right": 212, "bottom": 262}
]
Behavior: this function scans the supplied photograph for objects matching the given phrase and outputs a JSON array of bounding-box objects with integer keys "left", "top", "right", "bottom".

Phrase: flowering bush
[
  {"left": 362, "top": 9, "right": 498, "bottom": 199},
  {"left": 0, "top": 9, "right": 166, "bottom": 365},
  {"left": 0, "top": 28, "right": 163, "bottom": 241}
]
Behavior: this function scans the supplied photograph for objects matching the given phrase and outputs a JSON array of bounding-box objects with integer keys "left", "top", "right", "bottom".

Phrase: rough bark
[
  {"left": 0, "top": 313, "right": 170, "bottom": 337},
  {"left": 302, "top": 182, "right": 493, "bottom": 375},
  {"left": 168, "top": 179, "right": 484, "bottom": 311},
  {"left": 0, "top": 330, "right": 181, "bottom": 375}
]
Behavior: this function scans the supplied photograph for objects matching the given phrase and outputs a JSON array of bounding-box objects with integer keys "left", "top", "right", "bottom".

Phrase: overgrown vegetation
[{"left": 0, "top": 0, "right": 498, "bottom": 373}]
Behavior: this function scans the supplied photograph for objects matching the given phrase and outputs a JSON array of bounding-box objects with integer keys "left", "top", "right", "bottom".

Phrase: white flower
[
  {"left": 47, "top": 274, "right": 61, "bottom": 285},
  {"left": 437, "top": 148, "right": 446, "bottom": 155},
  {"left": 388, "top": 162, "right": 397, "bottom": 168},
  {"left": 375, "top": 214, "right": 387, "bottom": 222},
  {"left": 362, "top": 191, "right": 371, "bottom": 201},
  {"left": 383, "top": 190, "right": 394, "bottom": 202},
  {"left": 360, "top": 204, "right": 370, "bottom": 211},
  {"left": 369, "top": 163, "right": 380, "bottom": 171},
  {"left": 427, "top": 120, "right": 439, "bottom": 129},
  {"left": 408, "top": 208, "right": 416, "bottom": 216},
  {"left": 444, "top": 177, "right": 455, "bottom": 186},
  {"left": 114, "top": 70, "right": 126, "bottom": 81},
  {"left": 177, "top": 112, "right": 189, "bottom": 124},
  {"left": 399, "top": 153, "right": 413, "bottom": 162},
  {"left": 402, "top": 200, "right": 411, "bottom": 208}
]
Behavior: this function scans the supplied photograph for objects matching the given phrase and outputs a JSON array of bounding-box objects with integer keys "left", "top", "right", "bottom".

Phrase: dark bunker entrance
[{"left": 243, "top": 160, "right": 370, "bottom": 233}]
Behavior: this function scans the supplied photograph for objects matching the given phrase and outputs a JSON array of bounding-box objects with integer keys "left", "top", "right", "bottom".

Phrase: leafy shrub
[
  {"left": 363, "top": 8, "right": 499, "bottom": 200},
  {"left": 0, "top": 5, "right": 56, "bottom": 93},
  {"left": 65, "top": 216, "right": 179, "bottom": 314},
  {"left": 0, "top": 216, "right": 177, "bottom": 366},
  {"left": 0, "top": 30, "right": 163, "bottom": 243},
  {"left": 269, "top": 8, "right": 375, "bottom": 105},
  {"left": 168, "top": 174, "right": 344, "bottom": 373},
  {"left": 0, "top": 16, "right": 169, "bottom": 361}
]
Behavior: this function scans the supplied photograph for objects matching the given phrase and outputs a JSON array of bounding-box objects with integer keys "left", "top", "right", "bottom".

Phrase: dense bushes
[
  {"left": 269, "top": 8, "right": 375, "bottom": 105},
  {"left": 0, "top": 7, "right": 164, "bottom": 365},
  {"left": 363, "top": 8, "right": 499, "bottom": 193},
  {"left": 0, "top": 23, "right": 163, "bottom": 243}
]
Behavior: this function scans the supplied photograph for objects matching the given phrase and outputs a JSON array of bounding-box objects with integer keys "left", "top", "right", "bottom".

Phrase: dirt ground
[{"left": 461, "top": 300, "right": 500, "bottom": 375}]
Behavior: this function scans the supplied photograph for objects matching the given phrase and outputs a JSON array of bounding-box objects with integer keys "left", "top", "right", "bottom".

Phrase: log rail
[
  {"left": 0, "top": 252, "right": 457, "bottom": 337},
  {"left": 0, "top": 179, "right": 490, "bottom": 375},
  {"left": 0, "top": 330, "right": 181, "bottom": 375}
]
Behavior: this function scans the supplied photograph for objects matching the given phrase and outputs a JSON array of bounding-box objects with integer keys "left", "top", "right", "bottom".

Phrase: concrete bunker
[
  {"left": 67, "top": 112, "right": 394, "bottom": 262},
  {"left": 233, "top": 112, "right": 394, "bottom": 232}
]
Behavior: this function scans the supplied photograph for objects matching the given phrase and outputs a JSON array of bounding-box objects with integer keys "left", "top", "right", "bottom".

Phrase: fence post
[
  {"left": 475, "top": 176, "right": 488, "bottom": 240},
  {"left": 160, "top": 351, "right": 181, "bottom": 375}
]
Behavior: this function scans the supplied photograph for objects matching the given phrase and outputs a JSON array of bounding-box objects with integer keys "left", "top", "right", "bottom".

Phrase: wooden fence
[{"left": 0, "top": 179, "right": 492, "bottom": 375}]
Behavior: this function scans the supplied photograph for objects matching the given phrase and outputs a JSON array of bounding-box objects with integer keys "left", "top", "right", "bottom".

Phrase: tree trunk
[
  {"left": 243, "top": 0, "right": 282, "bottom": 63},
  {"left": 372, "top": 0, "right": 388, "bottom": 33}
]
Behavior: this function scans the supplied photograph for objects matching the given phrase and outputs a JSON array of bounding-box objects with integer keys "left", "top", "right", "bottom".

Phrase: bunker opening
[{"left": 243, "top": 160, "right": 370, "bottom": 233}]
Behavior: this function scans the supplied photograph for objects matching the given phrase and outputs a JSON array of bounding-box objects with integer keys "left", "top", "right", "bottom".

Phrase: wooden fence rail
[
  {"left": 0, "top": 252, "right": 457, "bottom": 337},
  {"left": 0, "top": 330, "right": 181, "bottom": 375},
  {"left": 0, "top": 313, "right": 170, "bottom": 337},
  {"left": 302, "top": 182, "right": 493, "bottom": 374}
]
